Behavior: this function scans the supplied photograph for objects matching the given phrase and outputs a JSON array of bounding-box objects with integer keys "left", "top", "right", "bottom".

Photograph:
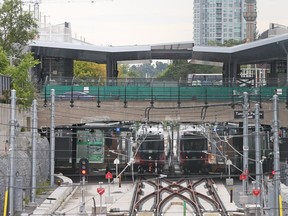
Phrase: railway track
[{"left": 130, "top": 177, "right": 228, "bottom": 216}]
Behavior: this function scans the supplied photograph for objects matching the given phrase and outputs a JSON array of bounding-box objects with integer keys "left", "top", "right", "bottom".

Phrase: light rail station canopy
[
  {"left": 29, "top": 33, "right": 288, "bottom": 65},
  {"left": 193, "top": 33, "right": 288, "bottom": 64},
  {"left": 29, "top": 41, "right": 194, "bottom": 63}
]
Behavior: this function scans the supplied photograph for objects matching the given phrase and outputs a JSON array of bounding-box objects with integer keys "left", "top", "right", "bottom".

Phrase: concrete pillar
[
  {"left": 106, "top": 56, "right": 113, "bottom": 83},
  {"left": 106, "top": 56, "right": 118, "bottom": 86}
]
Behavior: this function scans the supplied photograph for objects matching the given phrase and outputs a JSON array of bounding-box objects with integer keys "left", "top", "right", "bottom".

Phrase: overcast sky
[{"left": 37, "top": 0, "right": 288, "bottom": 46}]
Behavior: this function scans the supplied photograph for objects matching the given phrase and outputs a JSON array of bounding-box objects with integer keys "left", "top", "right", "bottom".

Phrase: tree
[
  {"left": 118, "top": 64, "right": 134, "bottom": 78},
  {"left": 0, "top": 0, "right": 38, "bottom": 56},
  {"left": 158, "top": 61, "right": 192, "bottom": 80},
  {"left": 0, "top": 49, "right": 39, "bottom": 108},
  {"left": 0, "top": 47, "right": 9, "bottom": 71},
  {"left": 0, "top": 0, "right": 39, "bottom": 108},
  {"left": 124, "top": 62, "right": 169, "bottom": 78},
  {"left": 158, "top": 61, "right": 222, "bottom": 81},
  {"left": 155, "top": 61, "right": 168, "bottom": 72},
  {"left": 74, "top": 60, "right": 106, "bottom": 84}
]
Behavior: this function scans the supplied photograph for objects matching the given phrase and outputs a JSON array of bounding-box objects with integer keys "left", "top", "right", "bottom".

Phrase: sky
[{"left": 35, "top": 0, "right": 288, "bottom": 46}]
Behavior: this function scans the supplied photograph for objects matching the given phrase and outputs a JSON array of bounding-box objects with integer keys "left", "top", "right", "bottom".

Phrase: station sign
[{"left": 234, "top": 110, "right": 264, "bottom": 119}]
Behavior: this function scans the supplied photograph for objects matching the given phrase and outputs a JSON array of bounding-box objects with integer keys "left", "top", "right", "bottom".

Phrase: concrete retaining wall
[
  {"left": 31, "top": 174, "right": 74, "bottom": 216},
  {"left": 38, "top": 100, "right": 288, "bottom": 127},
  {"left": 0, "top": 132, "right": 50, "bottom": 215},
  {"left": 0, "top": 103, "right": 30, "bottom": 157}
]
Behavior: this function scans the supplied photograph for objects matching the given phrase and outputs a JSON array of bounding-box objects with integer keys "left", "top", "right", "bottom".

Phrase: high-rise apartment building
[{"left": 193, "top": 0, "right": 256, "bottom": 46}]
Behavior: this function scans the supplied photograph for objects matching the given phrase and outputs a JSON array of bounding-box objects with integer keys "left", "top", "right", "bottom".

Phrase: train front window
[
  {"left": 140, "top": 136, "right": 164, "bottom": 152},
  {"left": 181, "top": 138, "right": 207, "bottom": 151}
]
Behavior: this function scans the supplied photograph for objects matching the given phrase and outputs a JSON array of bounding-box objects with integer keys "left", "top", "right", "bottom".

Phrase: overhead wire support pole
[
  {"left": 254, "top": 103, "right": 261, "bottom": 206},
  {"left": 242, "top": 92, "right": 249, "bottom": 195},
  {"left": 31, "top": 99, "right": 38, "bottom": 203},
  {"left": 272, "top": 94, "right": 281, "bottom": 216},
  {"left": 50, "top": 89, "right": 55, "bottom": 186},
  {"left": 9, "top": 89, "right": 16, "bottom": 216}
]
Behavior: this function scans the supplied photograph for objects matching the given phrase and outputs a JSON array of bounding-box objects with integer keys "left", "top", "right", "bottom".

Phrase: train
[
  {"left": 40, "top": 120, "right": 277, "bottom": 177},
  {"left": 211, "top": 122, "right": 274, "bottom": 175},
  {"left": 133, "top": 122, "right": 168, "bottom": 174},
  {"left": 175, "top": 122, "right": 274, "bottom": 175},
  {"left": 39, "top": 121, "right": 135, "bottom": 175},
  {"left": 176, "top": 123, "right": 212, "bottom": 174}
]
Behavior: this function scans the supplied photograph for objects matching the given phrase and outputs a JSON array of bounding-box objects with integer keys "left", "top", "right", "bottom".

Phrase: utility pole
[
  {"left": 31, "top": 99, "right": 37, "bottom": 203},
  {"left": 272, "top": 94, "right": 281, "bottom": 216},
  {"left": 50, "top": 89, "right": 55, "bottom": 186},
  {"left": 242, "top": 92, "right": 249, "bottom": 195},
  {"left": 254, "top": 103, "right": 261, "bottom": 205},
  {"left": 9, "top": 89, "right": 16, "bottom": 216}
]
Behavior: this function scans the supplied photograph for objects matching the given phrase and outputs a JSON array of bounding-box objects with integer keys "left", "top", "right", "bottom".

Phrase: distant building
[
  {"left": 37, "top": 21, "right": 92, "bottom": 45},
  {"left": 259, "top": 23, "right": 288, "bottom": 39},
  {"left": 193, "top": 0, "right": 257, "bottom": 46}
]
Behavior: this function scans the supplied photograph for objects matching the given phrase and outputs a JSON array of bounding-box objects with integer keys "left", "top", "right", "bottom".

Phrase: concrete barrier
[{"left": 31, "top": 174, "right": 74, "bottom": 216}]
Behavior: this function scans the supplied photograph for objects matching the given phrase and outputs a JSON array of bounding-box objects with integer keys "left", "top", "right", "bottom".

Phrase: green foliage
[
  {"left": 158, "top": 61, "right": 222, "bottom": 80},
  {"left": 158, "top": 61, "right": 192, "bottom": 80},
  {"left": 36, "top": 180, "right": 51, "bottom": 196},
  {"left": 0, "top": 47, "right": 9, "bottom": 71},
  {"left": 0, "top": 0, "right": 40, "bottom": 108},
  {"left": 0, "top": 0, "right": 38, "bottom": 56},
  {"left": 118, "top": 64, "right": 140, "bottom": 78},
  {"left": 23, "top": 196, "right": 30, "bottom": 205},
  {"left": 74, "top": 60, "right": 106, "bottom": 84},
  {"left": 123, "top": 62, "right": 169, "bottom": 78},
  {"left": 1, "top": 51, "right": 39, "bottom": 109}
]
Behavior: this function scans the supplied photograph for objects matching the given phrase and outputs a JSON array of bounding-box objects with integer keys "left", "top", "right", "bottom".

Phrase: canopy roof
[
  {"left": 29, "top": 33, "right": 288, "bottom": 65},
  {"left": 29, "top": 41, "right": 193, "bottom": 63},
  {"left": 193, "top": 33, "right": 288, "bottom": 64}
]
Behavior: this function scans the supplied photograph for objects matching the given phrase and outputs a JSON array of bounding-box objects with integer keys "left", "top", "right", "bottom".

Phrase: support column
[
  {"left": 278, "top": 42, "right": 288, "bottom": 85},
  {"left": 222, "top": 62, "right": 230, "bottom": 86},
  {"left": 106, "top": 56, "right": 113, "bottom": 83},
  {"left": 106, "top": 57, "right": 118, "bottom": 86},
  {"left": 254, "top": 103, "right": 261, "bottom": 206},
  {"left": 242, "top": 92, "right": 249, "bottom": 195},
  {"left": 232, "top": 62, "right": 239, "bottom": 86},
  {"left": 9, "top": 89, "right": 16, "bottom": 216},
  {"left": 272, "top": 94, "right": 280, "bottom": 216},
  {"left": 31, "top": 99, "right": 37, "bottom": 203},
  {"left": 286, "top": 54, "right": 288, "bottom": 85},
  {"left": 50, "top": 89, "right": 55, "bottom": 187},
  {"left": 269, "top": 62, "right": 277, "bottom": 86}
]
